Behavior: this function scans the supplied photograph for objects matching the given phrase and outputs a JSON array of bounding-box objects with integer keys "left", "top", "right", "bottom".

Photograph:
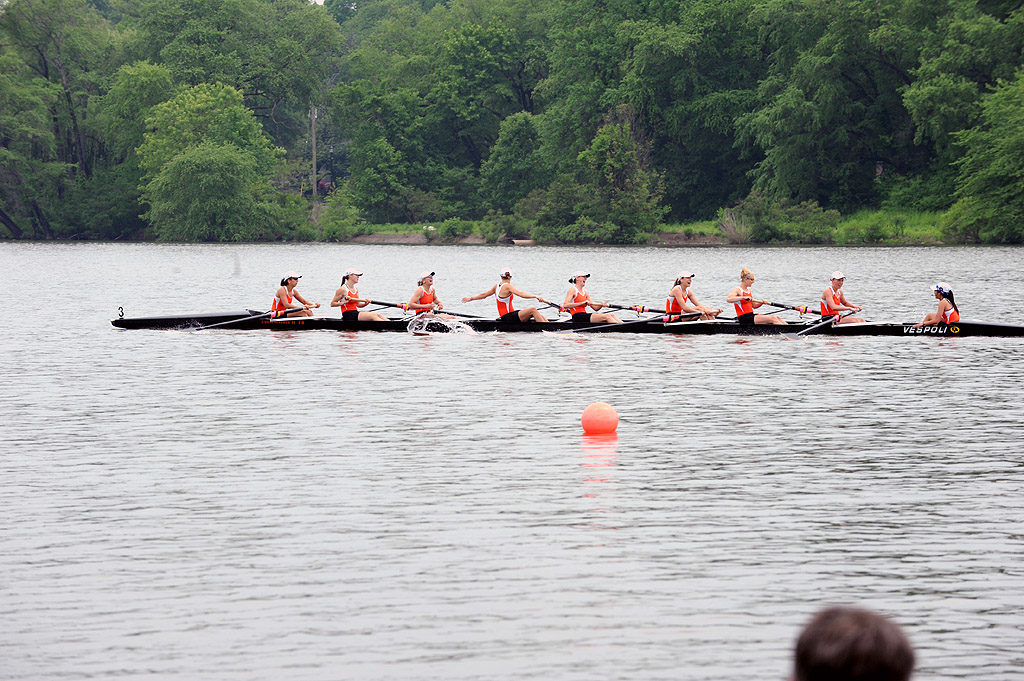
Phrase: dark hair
[
  {"left": 280, "top": 277, "right": 290, "bottom": 286},
  {"left": 940, "top": 290, "right": 958, "bottom": 314},
  {"left": 794, "top": 607, "right": 914, "bottom": 681}
]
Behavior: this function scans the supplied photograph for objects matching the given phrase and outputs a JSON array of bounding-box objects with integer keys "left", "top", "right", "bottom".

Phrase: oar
[
  {"left": 191, "top": 309, "right": 287, "bottom": 332},
  {"left": 367, "top": 299, "right": 483, "bottom": 319},
  {"left": 604, "top": 302, "right": 655, "bottom": 315},
  {"left": 782, "top": 310, "right": 857, "bottom": 340},
  {"left": 565, "top": 315, "right": 671, "bottom": 334},
  {"left": 761, "top": 300, "right": 822, "bottom": 315}
]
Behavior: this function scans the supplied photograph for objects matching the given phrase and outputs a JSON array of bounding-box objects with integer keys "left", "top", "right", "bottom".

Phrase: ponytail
[{"left": 945, "top": 290, "right": 959, "bottom": 313}]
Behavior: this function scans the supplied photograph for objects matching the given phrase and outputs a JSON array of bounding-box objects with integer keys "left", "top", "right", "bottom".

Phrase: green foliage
[
  {"left": 136, "top": 0, "right": 343, "bottom": 146},
  {"left": 516, "top": 175, "right": 588, "bottom": 230},
  {"left": 482, "top": 210, "right": 530, "bottom": 241},
  {"left": 345, "top": 136, "right": 410, "bottom": 223},
  {"left": 141, "top": 141, "right": 274, "bottom": 241},
  {"left": 57, "top": 164, "right": 149, "bottom": 239},
  {"left": 93, "top": 61, "right": 176, "bottom": 160},
  {"left": 834, "top": 209, "right": 943, "bottom": 244},
  {"left": 939, "top": 196, "right": 986, "bottom": 243},
  {"left": 437, "top": 217, "right": 472, "bottom": 240},
  {"left": 4, "top": 0, "right": 1024, "bottom": 243},
  {"left": 0, "top": 52, "right": 66, "bottom": 238},
  {"left": 877, "top": 167, "right": 957, "bottom": 212},
  {"left": 268, "top": 192, "right": 318, "bottom": 241},
  {"left": 717, "top": 192, "right": 841, "bottom": 244},
  {"left": 324, "top": 0, "right": 356, "bottom": 24},
  {"left": 137, "top": 83, "right": 282, "bottom": 180},
  {"left": 319, "top": 187, "right": 368, "bottom": 241},
  {"left": 481, "top": 112, "right": 550, "bottom": 212},
  {"left": 738, "top": 0, "right": 937, "bottom": 211},
  {"left": 575, "top": 106, "right": 667, "bottom": 240},
  {"left": 948, "top": 67, "right": 1024, "bottom": 243}
]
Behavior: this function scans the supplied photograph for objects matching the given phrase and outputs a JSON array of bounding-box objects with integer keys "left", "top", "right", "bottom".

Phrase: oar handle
[
  {"left": 605, "top": 302, "right": 664, "bottom": 314},
  {"left": 764, "top": 300, "right": 822, "bottom": 315}
]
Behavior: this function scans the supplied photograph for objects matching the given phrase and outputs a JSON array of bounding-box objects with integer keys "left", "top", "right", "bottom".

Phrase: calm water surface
[{"left": 2, "top": 242, "right": 1023, "bottom": 680}]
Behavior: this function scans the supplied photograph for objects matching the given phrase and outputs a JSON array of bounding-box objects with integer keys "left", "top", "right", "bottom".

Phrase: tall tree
[
  {"left": 0, "top": 53, "right": 67, "bottom": 238},
  {"left": 947, "top": 67, "right": 1024, "bottom": 243},
  {"left": 738, "top": 0, "right": 935, "bottom": 210},
  {"left": 136, "top": 0, "right": 343, "bottom": 146},
  {"left": 136, "top": 83, "right": 284, "bottom": 239},
  {"left": 0, "top": 0, "right": 110, "bottom": 181}
]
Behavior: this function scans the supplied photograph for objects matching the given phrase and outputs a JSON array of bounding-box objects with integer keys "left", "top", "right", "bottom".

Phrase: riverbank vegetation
[{"left": 2, "top": 0, "right": 1023, "bottom": 245}]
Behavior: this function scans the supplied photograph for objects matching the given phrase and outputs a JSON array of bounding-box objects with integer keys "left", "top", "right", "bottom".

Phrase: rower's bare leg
[
  {"left": 517, "top": 307, "right": 546, "bottom": 322},
  {"left": 755, "top": 314, "right": 786, "bottom": 325},
  {"left": 836, "top": 316, "right": 865, "bottom": 324},
  {"left": 359, "top": 311, "right": 389, "bottom": 321},
  {"left": 591, "top": 312, "right": 622, "bottom": 323}
]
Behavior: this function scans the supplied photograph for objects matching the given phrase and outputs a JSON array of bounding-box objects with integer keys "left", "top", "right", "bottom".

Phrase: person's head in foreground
[{"left": 794, "top": 607, "right": 914, "bottom": 681}]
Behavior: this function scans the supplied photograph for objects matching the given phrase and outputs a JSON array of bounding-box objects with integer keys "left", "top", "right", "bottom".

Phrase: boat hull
[{"left": 110, "top": 312, "right": 1024, "bottom": 337}]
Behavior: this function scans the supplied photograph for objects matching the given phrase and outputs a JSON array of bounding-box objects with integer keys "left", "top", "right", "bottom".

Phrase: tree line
[{"left": 1, "top": 0, "right": 1022, "bottom": 243}]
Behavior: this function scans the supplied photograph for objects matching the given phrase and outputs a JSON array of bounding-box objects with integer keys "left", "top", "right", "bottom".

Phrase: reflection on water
[{"left": 2, "top": 243, "right": 1023, "bottom": 681}]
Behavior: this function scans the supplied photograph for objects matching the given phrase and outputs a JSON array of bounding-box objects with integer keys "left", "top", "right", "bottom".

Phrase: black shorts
[
  {"left": 572, "top": 312, "right": 592, "bottom": 325},
  {"left": 737, "top": 312, "right": 755, "bottom": 325},
  {"left": 499, "top": 310, "right": 521, "bottom": 323},
  {"left": 342, "top": 310, "right": 360, "bottom": 321}
]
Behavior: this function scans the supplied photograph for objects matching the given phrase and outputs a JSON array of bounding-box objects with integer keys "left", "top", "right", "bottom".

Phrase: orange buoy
[{"left": 581, "top": 401, "right": 619, "bottom": 434}]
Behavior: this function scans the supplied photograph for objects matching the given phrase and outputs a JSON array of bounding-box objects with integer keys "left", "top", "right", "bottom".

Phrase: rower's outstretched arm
[
  {"left": 509, "top": 285, "right": 549, "bottom": 305},
  {"left": 461, "top": 285, "right": 497, "bottom": 303}
]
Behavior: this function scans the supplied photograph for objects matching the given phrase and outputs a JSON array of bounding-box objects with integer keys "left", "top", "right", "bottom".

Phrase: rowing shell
[{"left": 110, "top": 311, "right": 1024, "bottom": 337}]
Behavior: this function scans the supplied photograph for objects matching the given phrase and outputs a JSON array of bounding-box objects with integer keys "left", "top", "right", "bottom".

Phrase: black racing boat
[{"left": 110, "top": 309, "right": 1024, "bottom": 337}]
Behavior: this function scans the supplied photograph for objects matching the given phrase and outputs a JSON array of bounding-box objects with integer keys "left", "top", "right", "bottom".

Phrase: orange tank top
[
  {"left": 568, "top": 287, "right": 588, "bottom": 315},
  {"left": 666, "top": 287, "right": 689, "bottom": 314},
  {"left": 341, "top": 286, "right": 359, "bottom": 312},
  {"left": 820, "top": 286, "right": 842, "bottom": 316},
  {"left": 272, "top": 291, "right": 293, "bottom": 314},
  {"left": 496, "top": 283, "right": 515, "bottom": 316},
  {"left": 942, "top": 304, "right": 960, "bottom": 324},
  {"left": 415, "top": 287, "right": 435, "bottom": 314},
  {"left": 733, "top": 287, "right": 753, "bottom": 316}
]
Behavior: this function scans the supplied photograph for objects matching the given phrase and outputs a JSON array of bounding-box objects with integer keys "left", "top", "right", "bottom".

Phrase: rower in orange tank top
[
  {"left": 272, "top": 271, "right": 319, "bottom": 317},
  {"left": 407, "top": 270, "right": 452, "bottom": 317},
  {"left": 819, "top": 271, "right": 865, "bottom": 324},
  {"left": 461, "top": 268, "right": 551, "bottom": 323},
  {"left": 725, "top": 268, "right": 785, "bottom": 325},
  {"left": 666, "top": 272, "right": 721, "bottom": 320},
  {"left": 330, "top": 269, "right": 388, "bottom": 322},
  {"left": 561, "top": 271, "right": 622, "bottom": 325}
]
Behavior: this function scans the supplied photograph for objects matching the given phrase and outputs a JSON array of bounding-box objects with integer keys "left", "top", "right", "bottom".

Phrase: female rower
[
  {"left": 272, "top": 271, "right": 319, "bottom": 317},
  {"left": 562, "top": 271, "right": 623, "bottom": 324},
  {"left": 461, "top": 268, "right": 551, "bottom": 322},
  {"left": 330, "top": 269, "right": 388, "bottom": 322},
  {"left": 820, "top": 271, "right": 865, "bottom": 323},
  {"left": 914, "top": 282, "right": 960, "bottom": 327},
  {"left": 666, "top": 271, "right": 721, "bottom": 320},
  {"left": 726, "top": 268, "right": 786, "bottom": 325},
  {"left": 408, "top": 271, "right": 445, "bottom": 315}
]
